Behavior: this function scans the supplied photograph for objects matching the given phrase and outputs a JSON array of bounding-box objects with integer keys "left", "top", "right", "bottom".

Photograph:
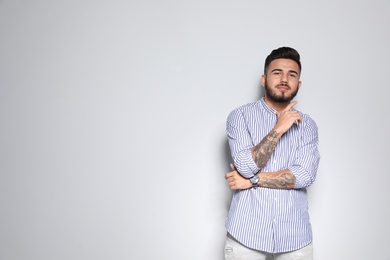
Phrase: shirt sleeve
[
  {"left": 289, "top": 116, "right": 321, "bottom": 189},
  {"left": 226, "top": 108, "right": 260, "bottom": 178}
]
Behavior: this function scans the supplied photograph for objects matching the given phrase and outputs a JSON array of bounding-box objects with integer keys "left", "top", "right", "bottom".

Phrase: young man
[{"left": 224, "top": 47, "right": 320, "bottom": 260}]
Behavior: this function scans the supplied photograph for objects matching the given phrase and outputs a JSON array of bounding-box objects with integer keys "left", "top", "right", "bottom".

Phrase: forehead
[{"left": 267, "top": 58, "right": 300, "bottom": 74}]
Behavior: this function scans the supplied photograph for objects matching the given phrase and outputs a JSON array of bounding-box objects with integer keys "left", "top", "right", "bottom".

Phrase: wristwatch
[{"left": 249, "top": 174, "right": 259, "bottom": 188}]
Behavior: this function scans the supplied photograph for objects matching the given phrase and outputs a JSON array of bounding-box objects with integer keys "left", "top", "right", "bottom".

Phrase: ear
[
  {"left": 298, "top": 80, "right": 302, "bottom": 89},
  {"left": 261, "top": 74, "right": 266, "bottom": 87}
]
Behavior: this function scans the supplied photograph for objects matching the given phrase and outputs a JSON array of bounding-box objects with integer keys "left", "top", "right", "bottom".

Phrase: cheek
[
  {"left": 295, "top": 80, "right": 301, "bottom": 88},
  {"left": 267, "top": 77, "right": 280, "bottom": 86},
  {"left": 289, "top": 78, "right": 299, "bottom": 87}
]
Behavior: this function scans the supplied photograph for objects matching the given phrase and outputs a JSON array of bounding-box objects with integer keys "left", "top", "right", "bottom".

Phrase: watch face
[{"left": 250, "top": 175, "right": 259, "bottom": 184}]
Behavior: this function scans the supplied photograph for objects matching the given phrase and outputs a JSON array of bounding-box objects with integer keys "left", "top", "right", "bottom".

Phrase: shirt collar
[{"left": 259, "top": 96, "right": 277, "bottom": 115}]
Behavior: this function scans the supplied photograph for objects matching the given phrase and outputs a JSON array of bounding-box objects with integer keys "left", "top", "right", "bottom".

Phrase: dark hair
[{"left": 264, "top": 47, "right": 301, "bottom": 74}]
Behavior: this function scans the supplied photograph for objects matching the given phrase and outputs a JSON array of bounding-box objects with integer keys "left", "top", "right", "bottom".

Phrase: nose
[{"left": 281, "top": 74, "right": 288, "bottom": 84}]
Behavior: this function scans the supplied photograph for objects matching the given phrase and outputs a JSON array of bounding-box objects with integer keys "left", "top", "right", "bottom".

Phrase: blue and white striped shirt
[{"left": 225, "top": 97, "right": 320, "bottom": 253}]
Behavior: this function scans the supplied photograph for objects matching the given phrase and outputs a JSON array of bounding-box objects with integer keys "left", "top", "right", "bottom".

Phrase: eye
[{"left": 289, "top": 73, "right": 297, "bottom": 78}]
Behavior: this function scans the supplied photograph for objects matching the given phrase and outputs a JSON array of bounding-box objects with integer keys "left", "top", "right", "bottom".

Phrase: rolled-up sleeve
[
  {"left": 226, "top": 109, "right": 259, "bottom": 178},
  {"left": 289, "top": 117, "right": 320, "bottom": 189}
]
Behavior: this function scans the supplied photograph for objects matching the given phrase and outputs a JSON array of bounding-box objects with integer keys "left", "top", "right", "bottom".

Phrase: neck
[{"left": 264, "top": 96, "right": 290, "bottom": 112}]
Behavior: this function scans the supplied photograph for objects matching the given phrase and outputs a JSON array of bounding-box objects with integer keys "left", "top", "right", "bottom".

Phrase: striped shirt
[{"left": 225, "top": 97, "right": 320, "bottom": 253}]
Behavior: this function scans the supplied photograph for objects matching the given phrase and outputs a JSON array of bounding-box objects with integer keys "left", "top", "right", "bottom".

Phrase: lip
[{"left": 276, "top": 85, "right": 290, "bottom": 91}]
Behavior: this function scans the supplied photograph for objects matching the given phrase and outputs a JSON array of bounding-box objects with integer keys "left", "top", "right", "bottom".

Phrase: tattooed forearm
[
  {"left": 251, "top": 130, "right": 280, "bottom": 169},
  {"left": 259, "top": 171, "right": 296, "bottom": 189}
]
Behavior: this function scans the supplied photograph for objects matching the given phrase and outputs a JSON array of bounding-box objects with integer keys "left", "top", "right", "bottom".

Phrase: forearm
[
  {"left": 258, "top": 169, "right": 296, "bottom": 189},
  {"left": 251, "top": 129, "right": 281, "bottom": 169},
  {"left": 226, "top": 166, "right": 296, "bottom": 190}
]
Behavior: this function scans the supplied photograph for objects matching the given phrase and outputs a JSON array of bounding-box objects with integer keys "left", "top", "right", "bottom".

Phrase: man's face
[{"left": 262, "top": 58, "right": 301, "bottom": 103}]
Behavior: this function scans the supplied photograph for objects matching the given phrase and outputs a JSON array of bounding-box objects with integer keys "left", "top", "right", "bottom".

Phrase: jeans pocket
[{"left": 225, "top": 245, "right": 233, "bottom": 254}]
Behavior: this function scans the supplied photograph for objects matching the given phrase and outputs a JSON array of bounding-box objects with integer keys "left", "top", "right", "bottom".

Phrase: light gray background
[{"left": 1, "top": 1, "right": 389, "bottom": 259}]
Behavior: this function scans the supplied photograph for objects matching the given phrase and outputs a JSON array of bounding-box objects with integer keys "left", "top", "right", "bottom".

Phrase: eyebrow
[{"left": 271, "top": 68, "right": 299, "bottom": 75}]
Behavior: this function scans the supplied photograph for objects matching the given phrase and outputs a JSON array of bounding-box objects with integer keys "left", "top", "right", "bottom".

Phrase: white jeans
[{"left": 225, "top": 234, "right": 313, "bottom": 260}]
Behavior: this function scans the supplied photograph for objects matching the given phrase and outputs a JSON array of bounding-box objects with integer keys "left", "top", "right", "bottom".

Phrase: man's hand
[
  {"left": 225, "top": 163, "right": 252, "bottom": 190},
  {"left": 274, "top": 101, "right": 302, "bottom": 135}
]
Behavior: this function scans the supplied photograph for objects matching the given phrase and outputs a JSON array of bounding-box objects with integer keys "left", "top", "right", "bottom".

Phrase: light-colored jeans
[{"left": 225, "top": 234, "right": 313, "bottom": 260}]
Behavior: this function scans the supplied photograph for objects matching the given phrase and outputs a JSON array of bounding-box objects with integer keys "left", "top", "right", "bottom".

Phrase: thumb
[{"left": 230, "top": 163, "right": 236, "bottom": 170}]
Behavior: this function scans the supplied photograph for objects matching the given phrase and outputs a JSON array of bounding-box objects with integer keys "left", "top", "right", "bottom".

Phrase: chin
[{"left": 270, "top": 94, "right": 292, "bottom": 103}]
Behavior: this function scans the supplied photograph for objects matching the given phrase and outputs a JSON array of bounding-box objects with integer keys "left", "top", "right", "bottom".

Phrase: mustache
[{"left": 277, "top": 83, "right": 290, "bottom": 88}]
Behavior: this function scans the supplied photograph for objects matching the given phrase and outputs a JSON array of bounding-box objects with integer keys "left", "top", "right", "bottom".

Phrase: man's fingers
[
  {"left": 226, "top": 171, "right": 236, "bottom": 179},
  {"left": 226, "top": 163, "right": 241, "bottom": 190}
]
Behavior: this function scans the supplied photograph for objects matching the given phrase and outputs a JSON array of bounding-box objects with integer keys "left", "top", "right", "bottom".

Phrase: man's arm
[
  {"left": 251, "top": 130, "right": 280, "bottom": 169},
  {"left": 225, "top": 164, "right": 295, "bottom": 190},
  {"left": 247, "top": 101, "right": 302, "bottom": 186}
]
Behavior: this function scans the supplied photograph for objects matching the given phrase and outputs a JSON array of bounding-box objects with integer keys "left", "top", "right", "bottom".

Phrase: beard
[{"left": 264, "top": 79, "right": 299, "bottom": 103}]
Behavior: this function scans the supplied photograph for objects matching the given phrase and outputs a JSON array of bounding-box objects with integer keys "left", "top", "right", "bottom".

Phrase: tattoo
[
  {"left": 259, "top": 172, "right": 296, "bottom": 189},
  {"left": 251, "top": 130, "right": 280, "bottom": 169}
]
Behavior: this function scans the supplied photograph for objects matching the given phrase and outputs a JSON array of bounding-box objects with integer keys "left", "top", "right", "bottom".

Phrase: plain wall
[{"left": 1, "top": 1, "right": 390, "bottom": 259}]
